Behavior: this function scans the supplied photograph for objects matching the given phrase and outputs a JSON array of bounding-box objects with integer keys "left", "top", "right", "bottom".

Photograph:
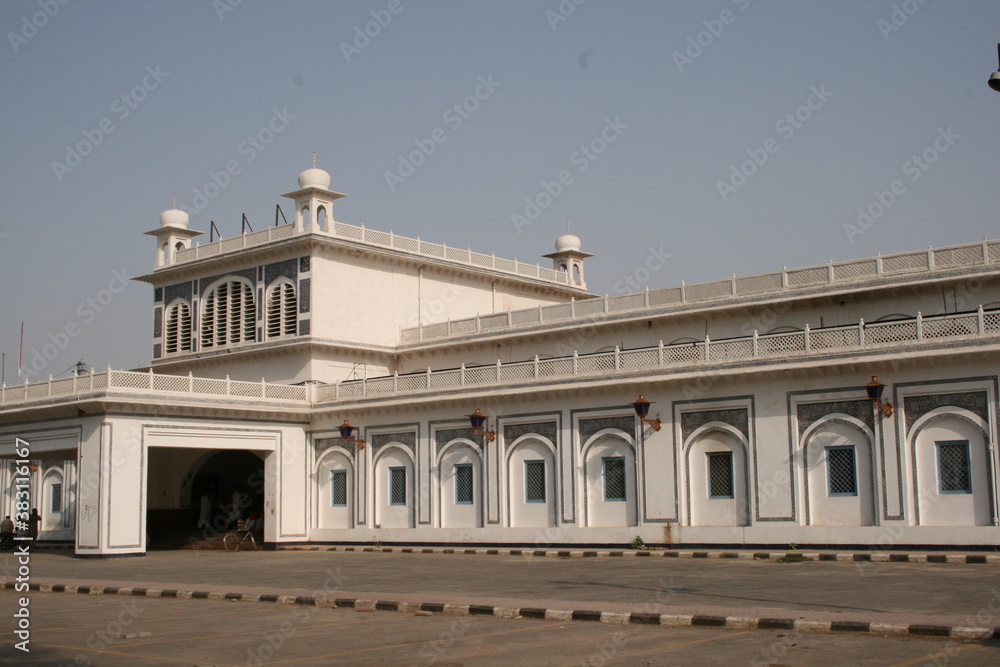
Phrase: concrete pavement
[{"left": 3, "top": 547, "right": 1000, "bottom": 641}]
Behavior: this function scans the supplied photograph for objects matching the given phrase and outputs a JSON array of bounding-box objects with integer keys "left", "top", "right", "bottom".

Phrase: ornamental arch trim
[
  {"left": 682, "top": 422, "right": 751, "bottom": 527},
  {"left": 799, "top": 415, "right": 877, "bottom": 526},
  {"left": 908, "top": 407, "right": 994, "bottom": 526}
]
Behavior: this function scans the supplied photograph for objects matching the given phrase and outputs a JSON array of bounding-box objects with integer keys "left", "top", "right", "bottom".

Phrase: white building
[{"left": 2, "top": 166, "right": 998, "bottom": 557}]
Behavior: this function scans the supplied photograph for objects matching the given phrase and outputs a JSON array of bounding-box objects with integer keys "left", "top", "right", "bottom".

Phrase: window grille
[
  {"left": 50, "top": 483, "right": 62, "bottom": 513},
  {"left": 201, "top": 280, "right": 256, "bottom": 348},
  {"left": 454, "top": 464, "right": 474, "bottom": 504},
  {"left": 937, "top": 441, "right": 971, "bottom": 493},
  {"left": 826, "top": 446, "right": 857, "bottom": 495},
  {"left": 603, "top": 457, "right": 626, "bottom": 501},
  {"left": 525, "top": 460, "right": 546, "bottom": 502},
  {"left": 164, "top": 301, "right": 192, "bottom": 354},
  {"left": 331, "top": 470, "right": 347, "bottom": 506},
  {"left": 389, "top": 466, "right": 407, "bottom": 505},
  {"left": 708, "top": 452, "right": 734, "bottom": 498},
  {"left": 266, "top": 281, "right": 297, "bottom": 339}
]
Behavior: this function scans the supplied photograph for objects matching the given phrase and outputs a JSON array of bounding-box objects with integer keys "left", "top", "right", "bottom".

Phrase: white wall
[
  {"left": 316, "top": 449, "right": 354, "bottom": 529},
  {"left": 438, "top": 442, "right": 482, "bottom": 528},
  {"left": 507, "top": 439, "right": 556, "bottom": 528},
  {"left": 584, "top": 435, "right": 636, "bottom": 527},
  {"left": 805, "top": 421, "right": 874, "bottom": 527},
  {"left": 915, "top": 416, "right": 992, "bottom": 526},
  {"left": 687, "top": 429, "right": 748, "bottom": 527},
  {"left": 373, "top": 446, "right": 415, "bottom": 529}
]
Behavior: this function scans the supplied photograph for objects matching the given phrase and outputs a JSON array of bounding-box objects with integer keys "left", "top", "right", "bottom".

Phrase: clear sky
[{"left": 1, "top": 0, "right": 998, "bottom": 382}]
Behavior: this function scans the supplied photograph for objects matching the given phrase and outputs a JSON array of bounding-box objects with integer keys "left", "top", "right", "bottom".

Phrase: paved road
[
  {"left": 6, "top": 594, "right": 1000, "bottom": 666},
  {"left": 15, "top": 549, "right": 1000, "bottom": 618}
]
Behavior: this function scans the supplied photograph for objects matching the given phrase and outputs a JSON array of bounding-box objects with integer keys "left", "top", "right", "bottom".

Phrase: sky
[{"left": 1, "top": 0, "right": 998, "bottom": 382}]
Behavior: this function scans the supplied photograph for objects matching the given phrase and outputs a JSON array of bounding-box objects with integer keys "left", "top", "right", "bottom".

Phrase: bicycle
[{"left": 222, "top": 528, "right": 257, "bottom": 552}]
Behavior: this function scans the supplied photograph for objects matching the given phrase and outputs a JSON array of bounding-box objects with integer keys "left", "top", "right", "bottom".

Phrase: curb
[
  {"left": 276, "top": 545, "right": 1000, "bottom": 565},
  {"left": 8, "top": 581, "right": 999, "bottom": 641}
]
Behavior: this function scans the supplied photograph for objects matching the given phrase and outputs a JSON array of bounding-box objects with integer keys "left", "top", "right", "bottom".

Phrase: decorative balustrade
[
  {"left": 169, "top": 220, "right": 571, "bottom": 287},
  {"left": 0, "top": 368, "right": 308, "bottom": 407},
  {"left": 400, "top": 239, "right": 1000, "bottom": 343},
  {"left": 3, "top": 307, "right": 998, "bottom": 409},
  {"left": 317, "top": 306, "right": 1000, "bottom": 402}
]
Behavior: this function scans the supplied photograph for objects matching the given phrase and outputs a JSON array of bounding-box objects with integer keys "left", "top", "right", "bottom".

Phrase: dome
[
  {"left": 298, "top": 167, "right": 331, "bottom": 190},
  {"left": 555, "top": 233, "right": 581, "bottom": 252},
  {"left": 159, "top": 208, "right": 189, "bottom": 229}
]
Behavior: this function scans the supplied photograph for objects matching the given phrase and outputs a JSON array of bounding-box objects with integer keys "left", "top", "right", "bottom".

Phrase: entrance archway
[{"left": 146, "top": 448, "right": 264, "bottom": 548}]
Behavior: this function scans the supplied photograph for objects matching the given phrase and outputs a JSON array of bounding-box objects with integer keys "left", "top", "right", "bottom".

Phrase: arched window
[
  {"left": 201, "top": 279, "right": 256, "bottom": 348},
  {"left": 164, "top": 300, "right": 192, "bottom": 354},
  {"left": 266, "top": 280, "right": 297, "bottom": 338}
]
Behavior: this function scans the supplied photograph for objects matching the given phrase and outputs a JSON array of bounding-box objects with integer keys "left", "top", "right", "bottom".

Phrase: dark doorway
[{"left": 148, "top": 449, "right": 264, "bottom": 549}]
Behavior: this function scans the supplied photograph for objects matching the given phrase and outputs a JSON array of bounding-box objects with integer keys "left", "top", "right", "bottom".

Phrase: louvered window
[
  {"left": 201, "top": 280, "right": 256, "bottom": 348},
  {"left": 164, "top": 301, "right": 192, "bottom": 354},
  {"left": 266, "top": 281, "right": 297, "bottom": 339}
]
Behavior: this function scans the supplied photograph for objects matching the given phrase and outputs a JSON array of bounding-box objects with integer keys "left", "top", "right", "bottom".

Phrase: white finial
[
  {"left": 172, "top": 195, "right": 177, "bottom": 208},
  {"left": 565, "top": 219, "right": 570, "bottom": 231},
  {"left": 313, "top": 152, "right": 317, "bottom": 167}
]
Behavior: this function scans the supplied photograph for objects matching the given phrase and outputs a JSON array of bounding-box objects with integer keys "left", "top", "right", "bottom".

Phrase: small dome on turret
[
  {"left": 555, "top": 233, "right": 582, "bottom": 252},
  {"left": 298, "top": 167, "right": 331, "bottom": 190},
  {"left": 160, "top": 208, "right": 189, "bottom": 229}
]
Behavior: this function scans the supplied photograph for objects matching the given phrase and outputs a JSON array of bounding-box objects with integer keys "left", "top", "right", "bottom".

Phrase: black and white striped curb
[
  {"left": 8, "top": 581, "right": 999, "bottom": 641},
  {"left": 279, "top": 545, "right": 1000, "bottom": 564}
]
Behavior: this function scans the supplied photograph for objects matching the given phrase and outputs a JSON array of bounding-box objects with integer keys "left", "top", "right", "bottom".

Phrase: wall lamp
[
  {"left": 864, "top": 376, "right": 893, "bottom": 418},
  {"left": 989, "top": 44, "right": 1000, "bottom": 92},
  {"left": 466, "top": 409, "right": 496, "bottom": 441},
  {"left": 632, "top": 395, "right": 662, "bottom": 431},
  {"left": 338, "top": 419, "right": 366, "bottom": 449}
]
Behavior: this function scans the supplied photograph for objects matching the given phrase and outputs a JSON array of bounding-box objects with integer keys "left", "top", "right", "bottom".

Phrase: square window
[
  {"left": 389, "top": 466, "right": 407, "bottom": 505},
  {"left": 525, "top": 460, "right": 546, "bottom": 503},
  {"left": 331, "top": 470, "right": 347, "bottom": 507},
  {"left": 455, "top": 464, "right": 474, "bottom": 504},
  {"left": 50, "top": 483, "right": 62, "bottom": 514},
  {"left": 937, "top": 441, "right": 971, "bottom": 494},
  {"left": 827, "top": 446, "right": 857, "bottom": 496},
  {"left": 603, "top": 457, "right": 626, "bottom": 501},
  {"left": 707, "top": 452, "right": 734, "bottom": 498}
]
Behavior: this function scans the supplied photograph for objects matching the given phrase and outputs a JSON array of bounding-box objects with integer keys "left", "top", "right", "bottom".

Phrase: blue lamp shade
[
  {"left": 467, "top": 409, "right": 488, "bottom": 430},
  {"left": 865, "top": 376, "right": 885, "bottom": 401},
  {"left": 632, "top": 395, "right": 652, "bottom": 418},
  {"left": 339, "top": 419, "right": 356, "bottom": 439}
]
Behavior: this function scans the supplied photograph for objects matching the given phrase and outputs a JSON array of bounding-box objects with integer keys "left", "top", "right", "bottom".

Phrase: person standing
[{"left": 27, "top": 508, "right": 41, "bottom": 540}]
